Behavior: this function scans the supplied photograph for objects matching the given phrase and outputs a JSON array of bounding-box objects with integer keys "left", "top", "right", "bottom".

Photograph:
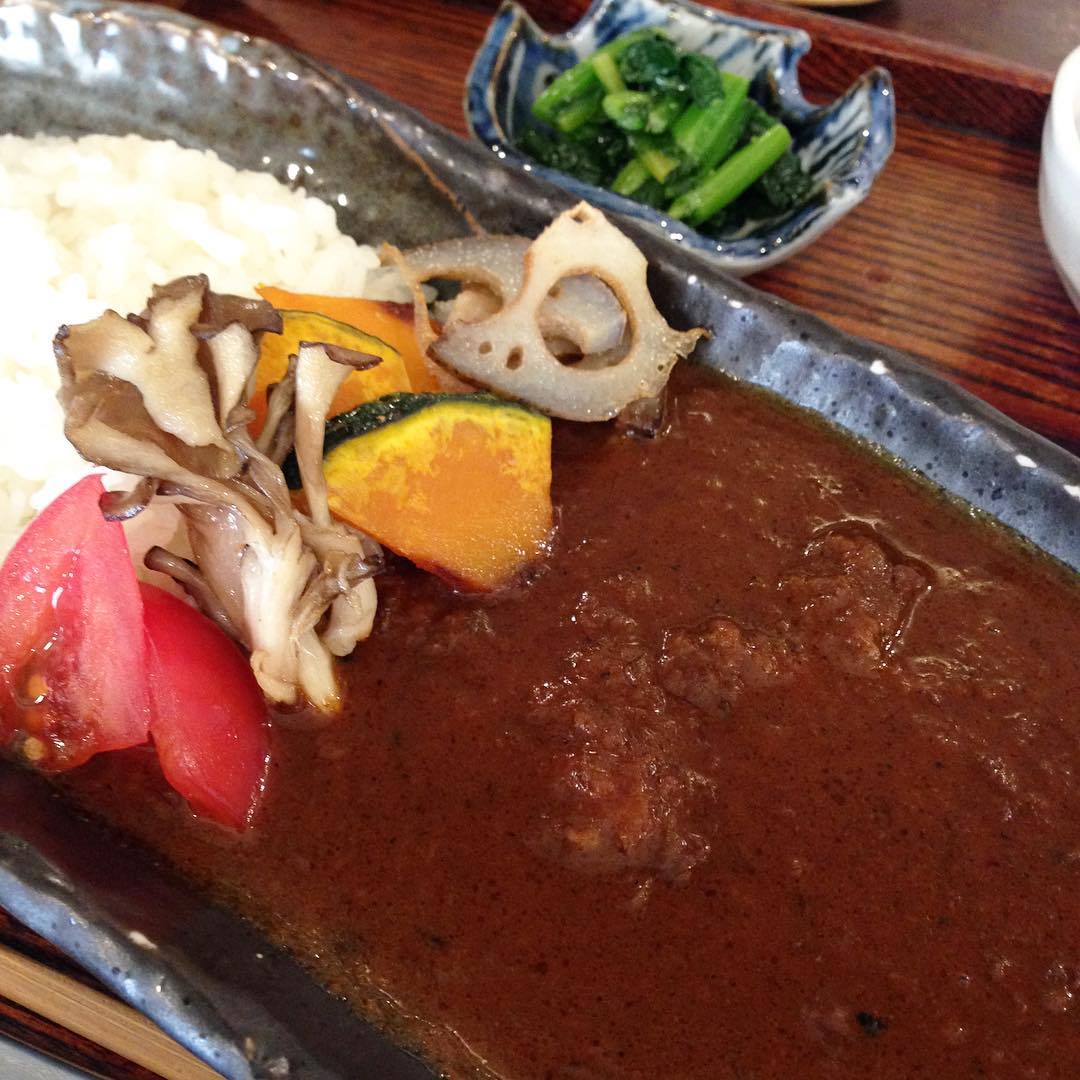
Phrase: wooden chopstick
[{"left": 0, "top": 942, "right": 221, "bottom": 1080}]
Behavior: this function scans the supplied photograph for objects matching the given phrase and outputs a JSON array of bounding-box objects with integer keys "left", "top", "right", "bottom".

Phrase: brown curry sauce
[{"left": 64, "top": 366, "right": 1080, "bottom": 1078}]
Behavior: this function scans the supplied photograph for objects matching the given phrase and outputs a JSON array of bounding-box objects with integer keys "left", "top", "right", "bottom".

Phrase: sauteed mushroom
[{"left": 55, "top": 275, "right": 382, "bottom": 711}]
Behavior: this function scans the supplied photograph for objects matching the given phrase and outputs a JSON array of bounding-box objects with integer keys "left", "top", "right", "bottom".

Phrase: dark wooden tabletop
[{"left": 826, "top": 0, "right": 1080, "bottom": 77}]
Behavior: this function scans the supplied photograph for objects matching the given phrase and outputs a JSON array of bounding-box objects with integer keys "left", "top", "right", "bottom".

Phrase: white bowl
[{"left": 1040, "top": 44, "right": 1080, "bottom": 312}]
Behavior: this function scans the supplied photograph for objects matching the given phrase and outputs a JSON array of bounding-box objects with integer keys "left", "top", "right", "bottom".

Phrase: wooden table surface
[
  {"left": 3, "top": 1, "right": 1079, "bottom": 1075},
  {"left": 826, "top": 0, "right": 1080, "bottom": 76},
  {"left": 163, "top": 0, "right": 1080, "bottom": 456}
]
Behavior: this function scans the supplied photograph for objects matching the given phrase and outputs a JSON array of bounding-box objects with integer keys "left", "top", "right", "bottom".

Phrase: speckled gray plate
[{"left": 0, "top": 2, "right": 1076, "bottom": 1079}]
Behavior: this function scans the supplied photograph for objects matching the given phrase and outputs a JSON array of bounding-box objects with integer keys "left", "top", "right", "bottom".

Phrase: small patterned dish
[{"left": 466, "top": 0, "right": 895, "bottom": 275}]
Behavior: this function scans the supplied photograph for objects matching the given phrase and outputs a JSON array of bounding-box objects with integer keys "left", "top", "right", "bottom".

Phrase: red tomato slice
[
  {"left": 0, "top": 476, "right": 150, "bottom": 769},
  {"left": 141, "top": 583, "right": 269, "bottom": 829}
]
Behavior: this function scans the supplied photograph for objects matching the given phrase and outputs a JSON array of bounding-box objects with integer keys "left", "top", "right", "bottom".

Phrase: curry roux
[{"left": 64, "top": 366, "right": 1080, "bottom": 1078}]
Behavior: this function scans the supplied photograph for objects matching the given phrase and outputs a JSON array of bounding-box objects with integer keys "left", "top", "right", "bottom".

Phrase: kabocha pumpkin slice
[
  {"left": 248, "top": 309, "right": 410, "bottom": 435},
  {"left": 286, "top": 394, "right": 552, "bottom": 591},
  {"left": 256, "top": 287, "right": 461, "bottom": 395}
]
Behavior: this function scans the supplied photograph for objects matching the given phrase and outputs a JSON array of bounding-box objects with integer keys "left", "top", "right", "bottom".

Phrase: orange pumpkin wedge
[
  {"left": 256, "top": 287, "right": 457, "bottom": 395},
  {"left": 248, "top": 309, "right": 411, "bottom": 435},
  {"left": 285, "top": 394, "right": 552, "bottom": 592}
]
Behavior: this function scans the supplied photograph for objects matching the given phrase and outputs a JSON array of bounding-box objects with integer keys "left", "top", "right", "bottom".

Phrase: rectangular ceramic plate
[{"left": 0, "top": 2, "right": 1076, "bottom": 1078}]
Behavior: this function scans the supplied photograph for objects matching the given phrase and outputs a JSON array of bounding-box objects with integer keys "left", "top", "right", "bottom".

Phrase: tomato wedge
[
  {"left": 141, "top": 584, "right": 269, "bottom": 829},
  {"left": 0, "top": 478, "right": 269, "bottom": 825},
  {"left": 0, "top": 476, "right": 150, "bottom": 768}
]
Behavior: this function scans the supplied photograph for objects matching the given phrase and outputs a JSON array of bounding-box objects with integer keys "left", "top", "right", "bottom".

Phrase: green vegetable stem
[
  {"left": 553, "top": 91, "right": 603, "bottom": 133},
  {"left": 671, "top": 73, "right": 749, "bottom": 172},
  {"left": 611, "top": 157, "right": 652, "bottom": 197},
  {"left": 630, "top": 134, "right": 680, "bottom": 183},
  {"left": 602, "top": 90, "right": 652, "bottom": 132},
  {"left": 669, "top": 122, "right": 793, "bottom": 226},
  {"left": 592, "top": 51, "right": 627, "bottom": 94}
]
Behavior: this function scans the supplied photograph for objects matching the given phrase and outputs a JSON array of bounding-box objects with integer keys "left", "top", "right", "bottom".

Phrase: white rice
[{"left": 0, "top": 133, "right": 407, "bottom": 557}]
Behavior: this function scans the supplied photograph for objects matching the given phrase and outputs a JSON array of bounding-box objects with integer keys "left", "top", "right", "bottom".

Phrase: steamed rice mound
[{"left": 0, "top": 133, "right": 402, "bottom": 555}]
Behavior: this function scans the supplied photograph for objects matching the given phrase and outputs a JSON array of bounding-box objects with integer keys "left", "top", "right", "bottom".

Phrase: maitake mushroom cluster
[{"left": 55, "top": 275, "right": 380, "bottom": 712}]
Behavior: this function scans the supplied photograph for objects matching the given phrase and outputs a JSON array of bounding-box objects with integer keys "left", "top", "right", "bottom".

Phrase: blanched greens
[{"left": 523, "top": 30, "right": 816, "bottom": 231}]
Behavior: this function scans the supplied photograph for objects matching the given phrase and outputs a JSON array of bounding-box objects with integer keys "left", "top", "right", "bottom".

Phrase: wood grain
[
  {"left": 0, "top": 994, "right": 160, "bottom": 1080},
  {"left": 0, "top": 943, "right": 218, "bottom": 1080},
  {"left": 750, "top": 120, "right": 1080, "bottom": 453},
  {"left": 2, "top": 0, "right": 1078, "bottom": 1075},
  {"left": 808, "top": 0, "right": 1080, "bottom": 77},
  {"left": 0, "top": 910, "right": 164, "bottom": 1078}
]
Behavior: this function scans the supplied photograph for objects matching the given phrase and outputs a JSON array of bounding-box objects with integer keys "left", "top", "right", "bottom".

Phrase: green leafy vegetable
[
  {"left": 754, "top": 149, "right": 816, "bottom": 212},
  {"left": 633, "top": 177, "right": 669, "bottom": 209},
  {"left": 680, "top": 53, "right": 726, "bottom": 106},
  {"left": 531, "top": 28, "right": 660, "bottom": 127},
  {"left": 520, "top": 124, "right": 627, "bottom": 187},
  {"left": 740, "top": 100, "right": 779, "bottom": 143},
  {"left": 733, "top": 149, "right": 817, "bottom": 221},
  {"left": 671, "top": 76, "right": 749, "bottom": 172},
  {"left": 618, "top": 34, "right": 680, "bottom": 88},
  {"left": 521, "top": 29, "right": 815, "bottom": 229},
  {"left": 532, "top": 62, "right": 599, "bottom": 126},
  {"left": 646, "top": 93, "right": 685, "bottom": 134}
]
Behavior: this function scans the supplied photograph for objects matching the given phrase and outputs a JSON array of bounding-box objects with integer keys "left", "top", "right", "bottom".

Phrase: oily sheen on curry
[{"left": 60, "top": 365, "right": 1080, "bottom": 1080}]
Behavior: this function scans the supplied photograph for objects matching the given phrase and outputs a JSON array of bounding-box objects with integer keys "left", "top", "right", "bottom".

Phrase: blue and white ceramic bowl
[{"left": 467, "top": 0, "right": 895, "bottom": 275}]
